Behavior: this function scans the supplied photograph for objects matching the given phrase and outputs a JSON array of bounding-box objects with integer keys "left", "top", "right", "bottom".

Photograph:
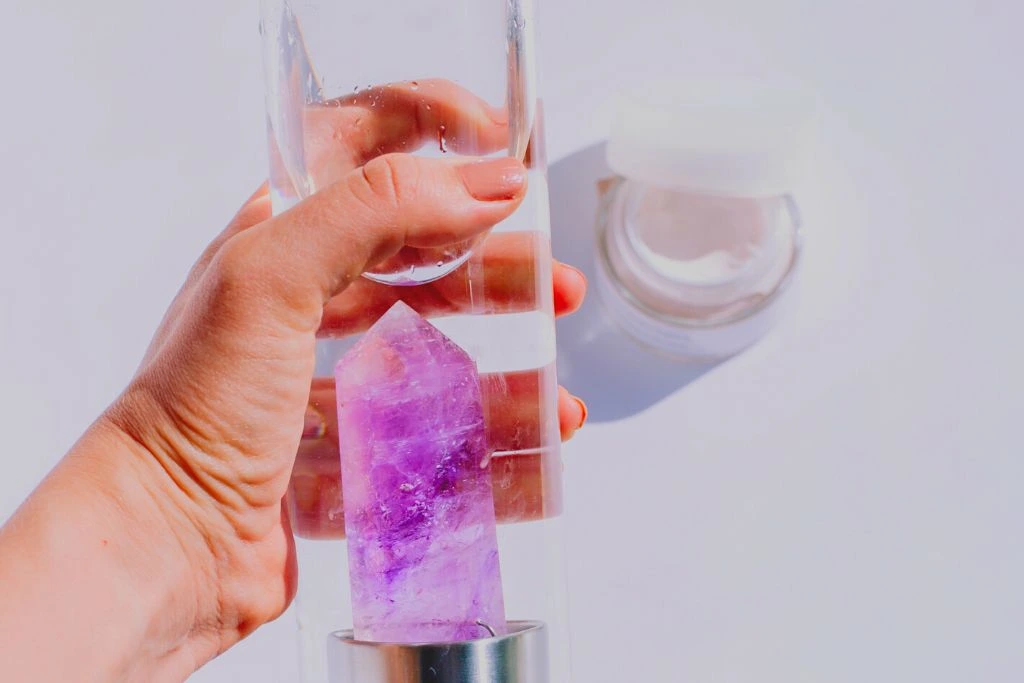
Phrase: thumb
[{"left": 218, "top": 154, "right": 526, "bottom": 319}]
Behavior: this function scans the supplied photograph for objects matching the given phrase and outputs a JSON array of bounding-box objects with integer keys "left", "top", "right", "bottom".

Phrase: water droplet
[
  {"left": 410, "top": 81, "right": 419, "bottom": 90},
  {"left": 425, "top": 104, "right": 432, "bottom": 111},
  {"left": 436, "top": 260, "right": 444, "bottom": 267},
  {"left": 438, "top": 124, "right": 448, "bottom": 153},
  {"left": 353, "top": 85, "right": 360, "bottom": 93},
  {"left": 399, "top": 483, "right": 415, "bottom": 493},
  {"left": 257, "top": 19, "right": 265, "bottom": 36}
]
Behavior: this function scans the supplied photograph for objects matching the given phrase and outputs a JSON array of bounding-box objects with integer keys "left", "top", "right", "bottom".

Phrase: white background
[{"left": 2, "top": 1, "right": 1023, "bottom": 681}]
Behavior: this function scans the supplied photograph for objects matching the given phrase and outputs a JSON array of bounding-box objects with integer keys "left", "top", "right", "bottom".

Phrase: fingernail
[
  {"left": 302, "top": 407, "right": 326, "bottom": 440},
  {"left": 563, "top": 263, "right": 588, "bottom": 288},
  {"left": 458, "top": 158, "right": 526, "bottom": 201},
  {"left": 573, "top": 397, "right": 588, "bottom": 430}
]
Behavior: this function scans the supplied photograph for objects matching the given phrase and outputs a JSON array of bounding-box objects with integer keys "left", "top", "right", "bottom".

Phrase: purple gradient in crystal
[{"left": 334, "top": 301, "right": 507, "bottom": 643}]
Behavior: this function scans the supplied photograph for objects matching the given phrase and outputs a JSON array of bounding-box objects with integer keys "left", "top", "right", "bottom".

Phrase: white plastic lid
[{"left": 606, "top": 82, "right": 817, "bottom": 198}]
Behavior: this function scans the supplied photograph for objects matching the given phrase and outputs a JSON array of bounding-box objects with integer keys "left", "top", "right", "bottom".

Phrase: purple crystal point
[{"left": 334, "top": 301, "right": 507, "bottom": 643}]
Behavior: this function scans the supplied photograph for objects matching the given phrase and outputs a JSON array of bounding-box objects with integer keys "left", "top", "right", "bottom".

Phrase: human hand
[
  {"left": 97, "top": 156, "right": 584, "bottom": 671},
  {"left": 0, "top": 79, "right": 583, "bottom": 683},
  {"left": 105, "top": 85, "right": 582, "bottom": 675},
  {"left": 266, "top": 78, "right": 585, "bottom": 537}
]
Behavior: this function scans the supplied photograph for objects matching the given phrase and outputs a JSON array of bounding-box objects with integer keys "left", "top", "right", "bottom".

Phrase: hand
[
  {"left": 105, "top": 156, "right": 584, "bottom": 668},
  {"left": 270, "top": 78, "right": 586, "bottom": 537},
  {"left": 0, "top": 81, "right": 585, "bottom": 682}
]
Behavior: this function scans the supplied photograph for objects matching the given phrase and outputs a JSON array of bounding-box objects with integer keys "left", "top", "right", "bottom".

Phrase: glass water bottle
[{"left": 259, "top": 1, "right": 569, "bottom": 681}]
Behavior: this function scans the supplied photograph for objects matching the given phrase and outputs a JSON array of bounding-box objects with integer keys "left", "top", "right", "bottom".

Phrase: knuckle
[
  {"left": 356, "top": 153, "right": 421, "bottom": 210},
  {"left": 205, "top": 230, "right": 320, "bottom": 326},
  {"left": 205, "top": 233, "right": 271, "bottom": 306},
  {"left": 212, "top": 235, "right": 256, "bottom": 286}
]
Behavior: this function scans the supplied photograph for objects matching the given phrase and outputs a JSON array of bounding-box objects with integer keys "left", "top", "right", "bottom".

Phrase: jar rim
[{"left": 593, "top": 177, "right": 803, "bottom": 359}]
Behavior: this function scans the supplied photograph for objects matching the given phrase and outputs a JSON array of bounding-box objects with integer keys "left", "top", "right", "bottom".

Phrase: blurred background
[{"left": 2, "top": 1, "right": 1022, "bottom": 681}]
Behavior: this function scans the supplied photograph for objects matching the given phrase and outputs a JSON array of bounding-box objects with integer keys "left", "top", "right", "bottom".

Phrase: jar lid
[{"left": 606, "top": 82, "right": 817, "bottom": 198}]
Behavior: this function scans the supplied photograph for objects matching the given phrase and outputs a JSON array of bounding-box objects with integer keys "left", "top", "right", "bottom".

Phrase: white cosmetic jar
[{"left": 595, "top": 88, "right": 814, "bottom": 361}]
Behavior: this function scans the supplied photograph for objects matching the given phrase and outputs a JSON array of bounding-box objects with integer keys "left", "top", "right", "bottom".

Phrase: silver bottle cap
[{"left": 327, "top": 620, "right": 549, "bottom": 683}]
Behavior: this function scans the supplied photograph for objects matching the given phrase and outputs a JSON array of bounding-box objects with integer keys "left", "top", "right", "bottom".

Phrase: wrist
[{"left": 0, "top": 420, "right": 215, "bottom": 681}]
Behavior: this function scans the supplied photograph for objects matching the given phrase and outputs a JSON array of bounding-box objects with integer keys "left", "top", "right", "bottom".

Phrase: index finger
[{"left": 303, "top": 79, "right": 510, "bottom": 190}]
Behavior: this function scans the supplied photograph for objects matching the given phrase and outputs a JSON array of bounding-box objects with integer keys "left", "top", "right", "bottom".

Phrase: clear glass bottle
[{"left": 259, "top": 1, "right": 568, "bottom": 682}]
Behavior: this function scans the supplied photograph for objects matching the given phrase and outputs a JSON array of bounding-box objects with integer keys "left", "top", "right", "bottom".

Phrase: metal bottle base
[{"left": 327, "top": 621, "right": 549, "bottom": 683}]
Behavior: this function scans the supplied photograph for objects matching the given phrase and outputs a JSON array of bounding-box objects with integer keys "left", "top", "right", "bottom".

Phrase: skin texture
[{"left": 0, "top": 81, "right": 587, "bottom": 683}]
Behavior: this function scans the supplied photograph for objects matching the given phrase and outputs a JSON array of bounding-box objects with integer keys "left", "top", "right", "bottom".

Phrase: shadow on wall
[{"left": 551, "top": 142, "right": 718, "bottom": 423}]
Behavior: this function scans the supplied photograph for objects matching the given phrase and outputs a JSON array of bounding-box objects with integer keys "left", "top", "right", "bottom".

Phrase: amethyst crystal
[{"left": 334, "top": 301, "right": 507, "bottom": 643}]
